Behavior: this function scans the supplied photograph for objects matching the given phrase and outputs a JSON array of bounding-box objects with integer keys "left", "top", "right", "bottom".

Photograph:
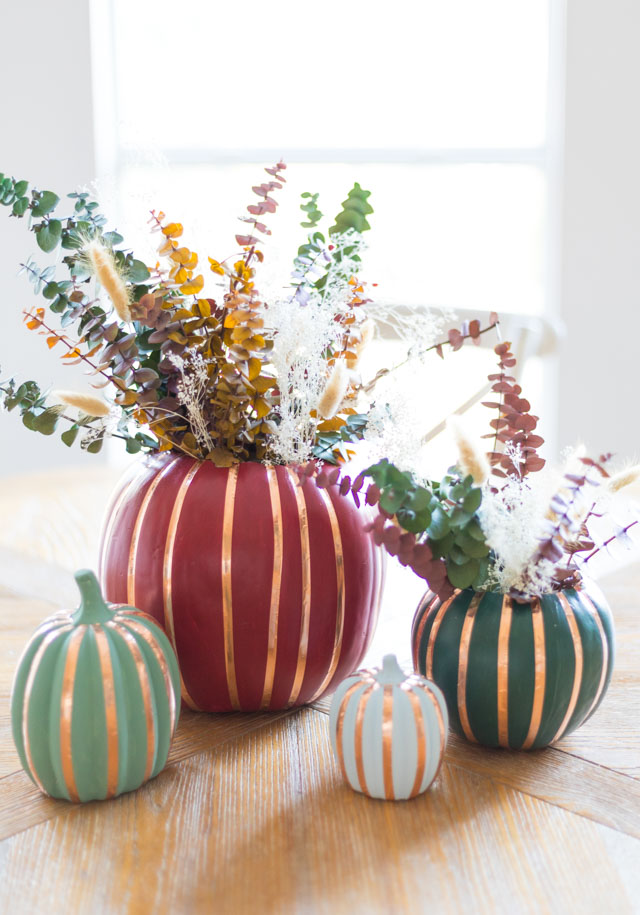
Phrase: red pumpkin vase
[{"left": 99, "top": 454, "right": 383, "bottom": 712}]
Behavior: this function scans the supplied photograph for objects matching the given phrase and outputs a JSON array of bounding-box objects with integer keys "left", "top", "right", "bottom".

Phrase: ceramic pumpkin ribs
[
  {"left": 11, "top": 570, "right": 181, "bottom": 802},
  {"left": 100, "top": 454, "right": 384, "bottom": 713}
]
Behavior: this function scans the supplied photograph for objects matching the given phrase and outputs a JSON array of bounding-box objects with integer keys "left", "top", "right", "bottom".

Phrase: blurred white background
[{"left": 1, "top": 0, "right": 639, "bottom": 478}]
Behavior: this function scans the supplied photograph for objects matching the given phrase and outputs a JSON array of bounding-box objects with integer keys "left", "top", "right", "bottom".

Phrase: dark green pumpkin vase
[
  {"left": 411, "top": 581, "right": 615, "bottom": 749},
  {"left": 11, "top": 570, "right": 181, "bottom": 802}
]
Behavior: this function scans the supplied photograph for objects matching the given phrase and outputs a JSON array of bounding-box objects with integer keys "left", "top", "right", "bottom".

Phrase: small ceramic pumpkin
[
  {"left": 11, "top": 569, "right": 181, "bottom": 802},
  {"left": 329, "top": 654, "right": 448, "bottom": 800},
  {"left": 412, "top": 581, "right": 615, "bottom": 749}
]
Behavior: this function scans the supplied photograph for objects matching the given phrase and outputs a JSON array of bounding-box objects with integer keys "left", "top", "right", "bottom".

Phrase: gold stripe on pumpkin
[
  {"left": 522, "top": 598, "right": 546, "bottom": 749},
  {"left": 309, "top": 488, "right": 346, "bottom": 701},
  {"left": 426, "top": 593, "right": 458, "bottom": 679},
  {"left": 115, "top": 616, "right": 178, "bottom": 735},
  {"left": 260, "top": 467, "right": 284, "bottom": 709},
  {"left": 579, "top": 593, "right": 610, "bottom": 720},
  {"left": 402, "top": 684, "right": 427, "bottom": 798},
  {"left": 457, "top": 593, "right": 482, "bottom": 744},
  {"left": 413, "top": 593, "right": 439, "bottom": 671},
  {"left": 163, "top": 462, "right": 201, "bottom": 711},
  {"left": 335, "top": 681, "right": 363, "bottom": 784},
  {"left": 59, "top": 626, "right": 87, "bottom": 803},
  {"left": 382, "top": 684, "right": 395, "bottom": 800},
  {"left": 127, "top": 457, "right": 178, "bottom": 607},
  {"left": 112, "top": 622, "right": 156, "bottom": 779},
  {"left": 93, "top": 625, "right": 120, "bottom": 797},
  {"left": 21, "top": 625, "right": 73, "bottom": 796},
  {"left": 425, "top": 686, "right": 447, "bottom": 784},
  {"left": 286, "top": 470, "right": 312, "bottom": 706},
  {"left": 354, "top": 685, "right": 376, "bottom": 795},
  {"left": 221, "top": 465, "right": 241, "bottom": 710},
  {"left": 497, "top": 595, "right": 513, "bottom": 747},
  {"left": 99, "top": 465, "right": 144, "bottom": 583},
  {"left": 551, "top": 593, "right": 584, "bottom": 743}
]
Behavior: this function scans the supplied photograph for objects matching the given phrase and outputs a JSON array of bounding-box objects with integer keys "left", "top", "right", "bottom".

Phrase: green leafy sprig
[{"left": 301, "top": 458, "right": 490, "bottom": 599}]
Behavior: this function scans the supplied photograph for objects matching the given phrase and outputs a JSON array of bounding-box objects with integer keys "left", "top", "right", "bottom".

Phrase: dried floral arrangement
[
  {"left": 0, "top": 164, "right": 505, "bottom": 472},
  {"left": 301, "top": 338, "right": 640, "bottom": 602},
  {"left": 0, "top": 164, "right": 382, "bottom": 465}
]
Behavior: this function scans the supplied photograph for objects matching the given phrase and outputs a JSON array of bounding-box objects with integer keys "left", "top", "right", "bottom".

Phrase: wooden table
[{"left": 0, "top": 467, "right": 638, "bottom": 914}]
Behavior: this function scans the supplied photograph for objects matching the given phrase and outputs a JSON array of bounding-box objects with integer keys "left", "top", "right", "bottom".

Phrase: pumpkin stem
[
  {"left": 73, "top": 569, "right": 112, "bottom": 624},
  {"left": 378, "top": 654, "right": 406, "bottom": 685}
]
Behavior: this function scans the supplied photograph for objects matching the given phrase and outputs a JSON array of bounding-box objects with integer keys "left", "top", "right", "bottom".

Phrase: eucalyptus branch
[
  {"left": 360, "top": 317, "right": 500, "bottom": 395},
  {"left": 581, "top": 520, "right": 640, "bottom": 565}
]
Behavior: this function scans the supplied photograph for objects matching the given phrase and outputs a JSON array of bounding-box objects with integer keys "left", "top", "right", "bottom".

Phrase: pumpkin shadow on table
[{"left": 157, "top": 710, "right": 502, "bottom": 913}]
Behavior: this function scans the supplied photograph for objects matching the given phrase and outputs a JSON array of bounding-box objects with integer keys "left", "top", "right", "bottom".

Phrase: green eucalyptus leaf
[
  {"left": 86, "top": 437, "right": 104, "bottom": 454},
  {"left": 61, "top": 425, "right": 79, "bottom": 447},
  {"left": 43, "top": 282, "right": 60, "bottom": 300},
  {"left": 14, "top": 180, "right": 28, "bottom": 197},
  {"left": 31, "top": 190, "right": 60, "bottom": 217},
  {"left": 449, "top": 507, "right": 471, "bottom": 528},
  {"left": 428, "top": 506, "right": 450, "bottom": 540},
  {"left": 455, "top": 530, "right": 490, "bottom": 559},
  {"left": 32, "top": 409, "right": 59, "bottom": 435},
  {"left": 35, "top": 219, "right": 62, "bottom": 253},
  {"left": 12, "top": 196, "right": 29, "bottom": 217},
  {"left": 125, "top": 437, "right": 142, "bottom": 454},
  {"left": 103, "top": 231, "right": 124, "bottom": 247},
  {"left": 128, "top": 259, "right": 150, "bottom": 282},
  {"left": 466, "top": 518, "right": 486, "bottom": 541},
  {"left": 447, "top": 559, "right": 479, "bottom": 590},
  {"left": 463, "top": 488, "right": 482, "bottom": 513}
]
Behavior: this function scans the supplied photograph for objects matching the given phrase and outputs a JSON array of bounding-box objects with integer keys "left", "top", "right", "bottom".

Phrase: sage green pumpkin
[
  {"left": 11, "top": 570, "right": 181, "bottom": 802},
  {"left": 411, "top": 581, "right": 615, "bottom": 749}
]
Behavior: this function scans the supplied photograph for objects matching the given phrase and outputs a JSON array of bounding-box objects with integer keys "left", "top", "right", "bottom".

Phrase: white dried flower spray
[
  {"left": 85, "top": 240, "right": 132, "bottom": 323},
  {"left": 479, "top": 469, "right": 561, "bottom": 596},
  {"left": 264, "top": 287, "right": 352, "bottom": 463},
  {"left": 169, "top": 352, "right": 214, "bottom": 453}
]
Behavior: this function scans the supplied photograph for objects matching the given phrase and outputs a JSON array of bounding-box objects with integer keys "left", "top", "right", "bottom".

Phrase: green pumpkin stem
[{"left": 73, "top": 569, "right": 112, "bottom": 624}]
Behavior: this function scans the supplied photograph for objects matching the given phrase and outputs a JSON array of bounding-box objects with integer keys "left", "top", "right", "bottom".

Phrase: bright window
[{"left": 102, "top": 0, "right": 551, "bottom": 317}]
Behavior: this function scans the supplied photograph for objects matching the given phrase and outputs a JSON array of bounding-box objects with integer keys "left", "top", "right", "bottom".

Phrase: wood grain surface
[{"left": 0, "top": 469, "right": 638, "bottom": 914}]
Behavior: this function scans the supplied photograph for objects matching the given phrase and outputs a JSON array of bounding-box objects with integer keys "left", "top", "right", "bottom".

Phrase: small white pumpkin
[{"left": 329, "top": 654, "right": 448, "bottom": 800}]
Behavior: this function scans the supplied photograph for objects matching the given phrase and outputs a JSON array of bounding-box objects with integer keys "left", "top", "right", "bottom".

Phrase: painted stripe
[
  {"left": 426, "top": 688, "right": 447, "bottom": 784},
  {"left": 286, "top": 471, "right": 312, "bottom": 705},
  {"left": 163, "top": 461, "right": 201, "bottom": 710},
  {"left": 354, "top": 685, "right": 376, "bottom": 795},
  {"left": 551, "top": 593, "right": 585, "bottom": 743},
  {"left": 99, "top": 466, "right": 143, "bottom": 582},
  {"left": 580, "top": 593, "right": 610, "bottom": 720},
  {"left": 334, "top": 681, "right": 363, "bottom": 784},
  {"left": 497, "top": 595, "right": 513, "bottom": 747},
  {"left": 522, "top": 598, "right": 546, "bottom": 749},
  {"left": 260, "top": 467, "right": 284, "bottom": 709},
  {"left": 221, "top": 465, "right": 241, "bottom": 710},
  {"left": 456, "top": 593, "right": 482, "bottom": 744},
  {"left": 21, "top": 626, "right": 73, "bottom": 796},
  {"left": 426, "top": 593, "right": 458, "bottom": 679},
  {"left": 113, "top": 622, "right": 157, "bottom": 780},
  {"left": 59, "top": 626, "right": 87, "bottom": 803},
  {"left": 93, "top": 625, "right": 120, "bottom": 798},
  {"left": 127, "top": 457, "right": 177, "bottom": 607},
  {"left": 382, "top": 685, "right": 395, "bottom": 799},
  {"left": 402, "top": 685, "right": 427, "bottom": 798},
  {"left": 309, "top": 488, "right": 346, "bottom": 701},
  {"left": 115, "top": 616, "right": 178, "bottom": 734},
  {"left": 412, "top": 593, "right": 439, "bottom": 671}
]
